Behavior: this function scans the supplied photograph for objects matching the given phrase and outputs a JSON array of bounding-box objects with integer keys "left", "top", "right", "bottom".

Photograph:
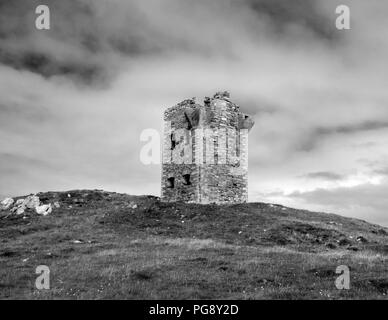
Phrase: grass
[{"left": 0, "top": 190, "right": 387, "bottom": 299}]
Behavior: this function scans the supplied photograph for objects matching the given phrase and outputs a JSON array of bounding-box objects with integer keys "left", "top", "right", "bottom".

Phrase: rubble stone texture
[
  {"left": 0, "top": 198, "right": 14, "bottom": 210},
  {"left": 161, "top": 91, "right": 254, "bottom": 204},
  {"left": 35, "top": 203, "right": 52, "bottom": 216},
  {"left": 0, "top": 194, "right": 55, "bottom": 216}
]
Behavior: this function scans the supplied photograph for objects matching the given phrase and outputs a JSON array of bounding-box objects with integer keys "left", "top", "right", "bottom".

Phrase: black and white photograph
[{"left": 0, "top": 0, "right": 387, "bottom": 306}]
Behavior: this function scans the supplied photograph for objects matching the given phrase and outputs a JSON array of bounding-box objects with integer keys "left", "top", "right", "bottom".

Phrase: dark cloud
[
  {"left": 245, "top": 0, "right": 338, "bottom": 40},
  {"left": 0, "top": 0, "right": 341, "bottom": 84},
  {"left": 318, "top": 120, "right": 388, "bottom": 135},
  {"left": 302, "top": 171, "right": 345, "bottom": 181},
  {"left": 0, "top": 50, "right": 102, "bottom": 83},
  {"left": 374, "top": 167, "right": 388, "bottom": 177},
  {"left": 0, "top": 0, "right": 135, "bottom": 83},
  {"left": 0, "top": 0, "right": 100, "bottom": 82},
  {"left": 299, "top": 120, "right": 388, "bottom": 151}
]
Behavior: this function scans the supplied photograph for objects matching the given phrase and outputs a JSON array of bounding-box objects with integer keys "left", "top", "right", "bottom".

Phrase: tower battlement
[{"left": 161, "top": 91, "right": 254, "bottom": 204}]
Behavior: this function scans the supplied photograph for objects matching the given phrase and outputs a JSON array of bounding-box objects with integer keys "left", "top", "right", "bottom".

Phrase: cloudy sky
[{"left": 1, "top": 0, "right": 387, "bottom": 226}]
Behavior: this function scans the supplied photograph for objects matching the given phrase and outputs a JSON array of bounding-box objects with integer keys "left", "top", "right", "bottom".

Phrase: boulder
[
  {"left": 16, "top": 207, "right": 25, "bottom": 215},
  {"left": 35, "top": 204, "right": 52, "bottom": 216},
  {"left": 1, "top": 198, "right": 14, "bottom": 210},
  {"left": 24, "top": 195, "right": 41, "bottom": 209},
  {"left": 11, "top": 199, "right": 26, "bottom": 213},
  {"left": 15, "top": 199, "right": 25, "bottom": 206},
  {"left": 2, "top": 195, "right": 54, "bottom": 217},
  {"left": 128, "top": 201, "right": 138, "bottom": 209}
]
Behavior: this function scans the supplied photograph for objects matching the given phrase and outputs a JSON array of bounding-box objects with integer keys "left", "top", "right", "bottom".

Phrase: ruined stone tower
[{"left": 161, "top": 91, "right": 254, "bottom": 204}]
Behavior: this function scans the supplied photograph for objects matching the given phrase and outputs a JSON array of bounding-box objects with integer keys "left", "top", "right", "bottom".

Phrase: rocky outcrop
[
  {"left": 24, "top": 195, "right": 40, "bottom": 209},
  {"left": 1, "top": 198, "right": 14, "bottom": 210},
  {"left": 35, "top": 204, "right": 52, "bottom": 216},
  {"left": 1, "top": 195, "right": 55, "bottom": 216}
]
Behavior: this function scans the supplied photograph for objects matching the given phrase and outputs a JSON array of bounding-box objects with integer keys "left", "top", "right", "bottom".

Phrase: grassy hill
[{"left": 0, "top": 190, "right": 387, "bottom": 299}]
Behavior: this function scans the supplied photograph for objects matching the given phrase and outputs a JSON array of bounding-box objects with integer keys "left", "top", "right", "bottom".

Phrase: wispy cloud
[{"left": 285, "top": 179, "right": 388, "bottom": 226}]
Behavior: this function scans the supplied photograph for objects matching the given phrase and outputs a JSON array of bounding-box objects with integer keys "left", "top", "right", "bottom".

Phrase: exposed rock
[
  {"left": 71, "top": 239, "right": 83, "bottom": 244},
  {"left": 73, "top": 198, "right": 85, "bottom": 205},
  {"left": 1, "top": 198, "right": 14, "bottom": 210},
  {"left": 2, "top": 195, "right": 56, "bottom": 217},
  {"left": 53, "top": 201, "right": 60, "bottom": 208},
  {"left": 8, "top": 196, "right": 39, "bottom": 215},
  {"left": 328, "top": 221, "right": 342, "bottom": 226},
  {"left": 24, "top": 195, "right": 41, "bottom": 209},
  {"left": 356, "top": 236, "right": 368, "bottom": 243},
  {"left": 16, "top": 207, "right": 25, "bottom": 215},
  {"left": 128, "top": 201, "right": 138, "bottom": 209},
  {"left": 11, "top": 198, "right": 26, "bottom": 214},
  {"left": 15, "top": 199, "right": 25, "bottom": 206},
  {"left": 35, "top": 204, "right": 52, "bottom": 216}
]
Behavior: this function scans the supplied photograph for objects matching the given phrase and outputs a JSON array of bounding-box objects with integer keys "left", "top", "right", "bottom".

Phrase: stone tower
[{"left": 161, "top": 91, "right": 254, "bottom": 204}]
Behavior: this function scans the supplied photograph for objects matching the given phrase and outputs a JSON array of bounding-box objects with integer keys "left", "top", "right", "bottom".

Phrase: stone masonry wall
[{"left": 161, "top": 91, "right": 253, "bottom": 204}]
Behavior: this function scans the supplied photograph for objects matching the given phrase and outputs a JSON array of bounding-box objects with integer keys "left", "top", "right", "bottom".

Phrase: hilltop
[{"left": 0, "top": 190, "right": 387, "bottom": 299}]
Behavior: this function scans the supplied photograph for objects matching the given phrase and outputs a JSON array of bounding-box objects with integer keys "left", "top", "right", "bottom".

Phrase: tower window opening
[
  {"left": 171, "top": 133, "right": 176, "bottom": 150},
  {"left": 183, "top": 174, "right": 191, "bottom": 185},
  {"left": 167, "top": 177, "right": 175, "bottom": 188}
]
